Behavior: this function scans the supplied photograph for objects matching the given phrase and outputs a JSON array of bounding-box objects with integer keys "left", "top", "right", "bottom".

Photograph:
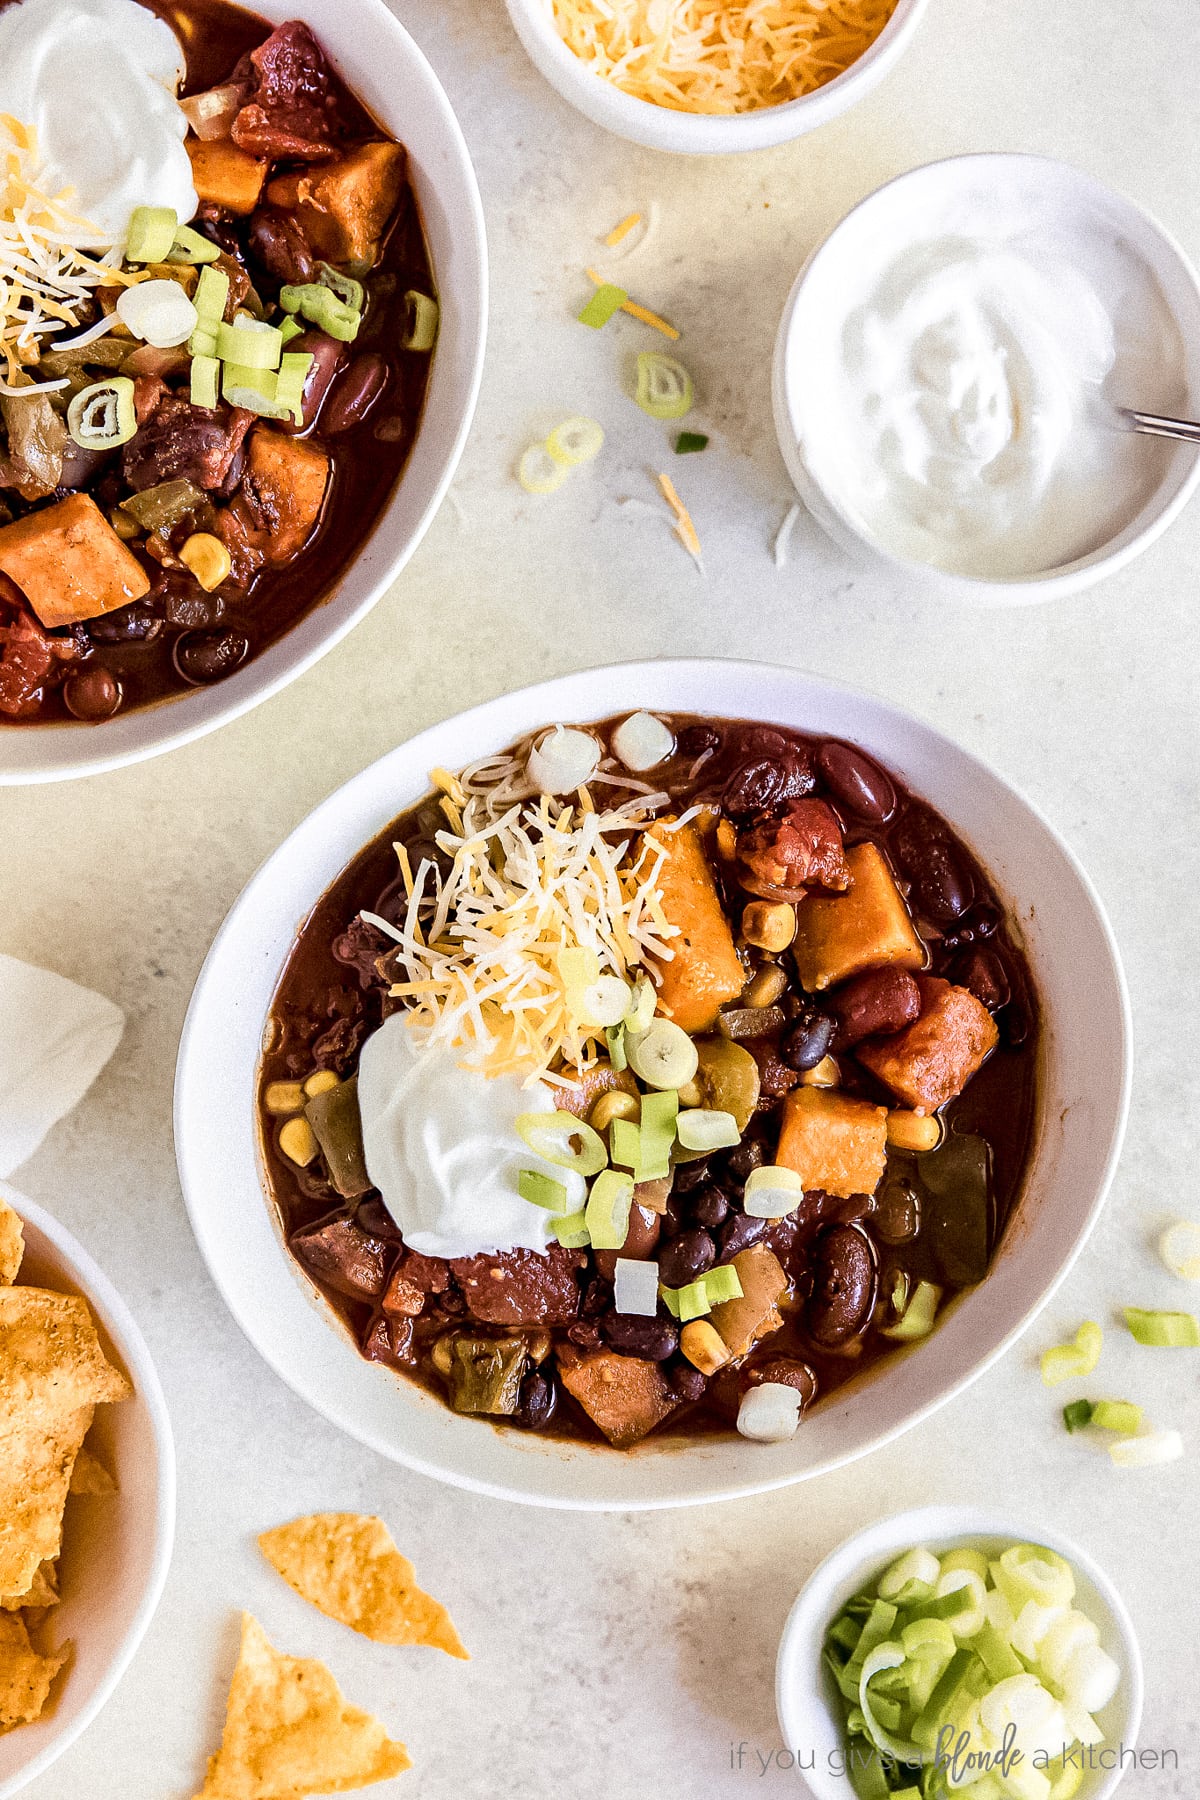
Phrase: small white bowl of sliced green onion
[{"left": 776, "top": 1506, "right": 1142, "bottom": 1800}]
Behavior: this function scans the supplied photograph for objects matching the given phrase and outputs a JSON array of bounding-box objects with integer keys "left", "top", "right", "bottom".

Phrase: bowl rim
[
  {"left": 0, "top": 0, "right": 488, "bottom": 788},
  {"left": 502, "top": 0, "right": 932, "bottom": 152},
  {"left": 773, "top": 150, "right": 1200, "bottom": 603},
  {"left": 0, "top": 1183, "right": 176, "bottom": 1799},
  {"left": 174, "top": 656, "right": 1131, "bottom": 1510},
  {"left": 775, "top": 1503, "right": 1145, "bottom": 1800}
]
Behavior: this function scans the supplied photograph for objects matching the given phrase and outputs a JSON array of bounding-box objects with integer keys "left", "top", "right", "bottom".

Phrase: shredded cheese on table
[
  {"left": 0, "top": 114, "right": 137, "bottom": 388},
  {"left": 367, "top": 766, "right": 685, "bottom": 1087},
  {"left": 552, "top": 0, "right": 899, "bottom": 115}
]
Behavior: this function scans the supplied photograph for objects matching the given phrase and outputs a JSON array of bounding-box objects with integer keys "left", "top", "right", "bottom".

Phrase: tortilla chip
[
  {"left": 0, "top": 1560, "right": 58, "bottom": 1612},
  {"left": 0, "top": 1287, "right": 131, "bottom": 1430},
  {"left": 69, "top": 1445, "right": 117, "bottom": 1496},
  {"left": 258, "top": 1514, "right": 468, "bottom": 1660},
  {"left": 0, "top": 1201, "right": 22, "bottom": 1285},
  {"left": 195, "top": 1613, "right": 410, "bottom": 1799},
  {"left": 0, "top": 1611, "right": 69, "bottom": 1729},
  {"left": 0, "top": 1406, "right": 93, "bottom": 1597}
]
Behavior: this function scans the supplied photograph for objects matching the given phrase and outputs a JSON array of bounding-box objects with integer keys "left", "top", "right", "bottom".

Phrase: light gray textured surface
[{"left": 3, "top": 0, "right": 1198, "bottom": 1792}]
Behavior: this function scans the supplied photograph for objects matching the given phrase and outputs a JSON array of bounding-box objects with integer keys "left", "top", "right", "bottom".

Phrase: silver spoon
[{"left": 1125, "top": 409, "right": 1200, "bottom": 445}]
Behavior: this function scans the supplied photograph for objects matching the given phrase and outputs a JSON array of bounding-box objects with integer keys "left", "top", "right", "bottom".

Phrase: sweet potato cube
[
  {"left": 557, "top": 1348, "right": 675, "bottom": 1448},
  {"left": 651, "top": 820, "right": 745, "bottom": 1033},
  {"left": 709, "top": 1244, "right": 789, "bottom": 1357},
  {"left": 186, "top": 137, "right": 268, "bottom": 214},
  {"left": 857, "top": 977, "right": 998, "bottom": 1114},
  {"left": 792, "top": 841, "right": 924, "bottom": 992},
  {"left": 776, "top": 1087, "right": 888, "bottom": 1199},
  {"left": 244, "top": 427, "right": 330, "bottom": 563},
  {"left": 267, "top": 141, "right": 406, "bottom": 266},
  {"left": 0, "top": 494, "right": 150, "bottom": 628}
]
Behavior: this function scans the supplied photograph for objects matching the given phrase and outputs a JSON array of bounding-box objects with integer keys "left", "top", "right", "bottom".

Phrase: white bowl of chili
[
  {"left": 502, "top": 0, "right": 930, "bottom": 154},
  {"left": 175, "top": 659, "right": 1130, "bottom": 1510},
  {"left": 0, "top": 0, "right": 486, "bottom": 785}
]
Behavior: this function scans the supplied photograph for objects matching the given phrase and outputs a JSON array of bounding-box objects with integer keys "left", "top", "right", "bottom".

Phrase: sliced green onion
[
  {"left": 1158, "top": 1218, "right": 1200, "bottom": 1281},
  {"left": 1062, "top": 1399, "right": 1094, "bottom": 1433},
  {"left": 660, "top": 1284, "right": 680, "bottom": 1320},
  {"left": 881, "top": 1279, "right": 941, "bottom": 1341},
  {"left": 624, "top": 976, "right": 657, "bottom": 1034},
  {"left": 401, "top": 290, "right": 439, "bottom": 351},
  {"left": 940, "top": 1547, "right": 990, "bottom": 1585},
  {"left": 515, "top": 1111, "right": 608, "bottom": 1177},
  {"left": 995, "top": 1544, "right": 1075, "bottom": 1611},
  {"left": 275, "top": 352, "right": 313, "bottom": 426},
  {"left": 279, "top": 315, "right": 305, "bottom": 348},
  {"left": 116, "top": 278, "right": 198, "bottom": 348},
  {"left": 609, "top": 1116, "right": 641, "bottom": 1174},
  {"left": 900, "top": 1617, "right": 956, "bottom": 1661},
  {"left": 841, "top": 1599, "right": 899, "bottom": 1691},
  {"left": 126, "top": 205, "right": 177, "bottom": 263},
  {"left": 935, "top": 1569, "right": 987, "bottom": 1638},
  {"left": 517, "top": 1169, "right": 570, "bottom": 1214},
  {"left": 216, "top": 318, "right": 284, "bottom": 370},
  {"left": 878, "top": 1548, "right": 940, "bottom": 1600},
  {"left": 167, "top": 224, "right": 221, "bottom": 265},
  {"left": 222, "top": 363, "right": 280, "bottom": 415},
  {"left": 579, "top": 975, "right": 632, "bottom": 1029},
  {"left": 190, "top": 354, "right": 220, "bottom": 411},
  {"left": 911, "top": 1646, "right": 973, "bottom": 1750},
  {"left": 585, "top": 1169, "right": 635, "bottom": 1250},
  {"left": 635, "top": 350, "right": 694, "bottom": 420},
  {"left": 675, "top": 1108, "right": 739, "bottom": 1153},
  {"left": 605, "top": 1024, "right": 627, "bottom": 1072},
  {"left": 903, "top": 1585, "right": 976, "bottom": 1626},
  {"left": 578, "top": 282, "right": 627, "bottom": 329},
  {"left": 194, "top": 264, "right": 230, "bottom": 323},
  {"left": 280, "top": 282, "right": 362, "bottom": 342},
  {"left": 973, "top": 1622, "right": 1024, "bottom": 1684},
  {"left": 638, "top": 1088, "right": 679, "bottom": 1180},
  {"left": 675, "top": 431, "right": 708, "bottom": 454},
  {"left": 743, "top": 1164, "right": 804, "bottom": 1219},
  {"left": 517, "top": 443, "right": 569, "bottom": 495},
  {"left": 1123, "top": 1305, "right": 1200, "bottom": 1346},
  {"left": 1108, "top": 1428, "right": 1183, "bottom": 1467},
  {"left": 66, "top": 377, "right": 137, "bottom": 449},
  {"left": 317, "top": 262, "right": 365, "bottom": 313},
  {"left": 189, "top": 323, "right": 219, "bottom": 358},
  {"left": 677, "top": 1279, "right": 712, "bottom": 1322},
  {"left": 701, "top": 1264, "right": 742, "bottom": 1306},
  {"left": 552, "top": 1208, "right": 590, "bottom": 1249},
  {"left": 858, "top": 1644, "right": 925, "bottom": 1764},
  {"left": 1090, "top": 1399, "right": 1143, "bottom": 1433},
  {"left": 1040, "top": 1318, "right": 1102, "bottom": 1385},
  {"left": 546, "top": 416, "right": 604, "bottom": 468},
  {"left": 625, "top": 1017, "right": 697, "bottom": 1090}
]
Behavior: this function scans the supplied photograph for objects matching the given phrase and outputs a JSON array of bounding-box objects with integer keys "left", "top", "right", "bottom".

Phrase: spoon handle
[{"left": 1126, "top": 409, "right": 1200, "bottom": 444}]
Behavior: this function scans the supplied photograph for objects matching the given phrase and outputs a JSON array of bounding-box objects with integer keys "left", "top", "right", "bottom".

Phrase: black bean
[
  {"left": 781, "top": 1014, "right": 835, "bottom": 1071},
  {"left": 667, "top": 1357, "right": 707, "bottom": 1403},
  {"left": 817, "top": 741, "right": 896, "bottom": 822},
  {"left": 691, "top": 1185, "right": 730, "bottom": 1229},
  {"left": 658, "top": 1229, "right": 716, "bottom": 1288},
  {"left": 173, "top": 628, "right": 249, "bottom": 685},
  {"left": 676, "top": 723, "right": 720, "bottom": 759},
  {"left": 515, "top": 1370, "right": 557, "bottom": 1429},
  {"left": 718, "top": 1213, "right": 768, "bottom": 1261},
  {"left": 722, "top": 758, "right": 786, "bottom": 819},
  {"left": 725, "top": 1138, "right": 766, "bottom": 1182},
  {"left": 567, "top": 1320, "right": 602, "bottom": 1349},
  {"left": 894, "top": 808, "right": 974, "bottom": 923},
  {"left": 324, "top": 353, "right": 389, "bottom": 434},
  {"left": 355, "top": 1197, "right": 404, "bottom": 1241},
  {"left": 672, "top": 1156, "right": 712, "bottom": 1194},
  {"left": 602, "top": 1312, "right": 679, "bottom": 1360},
  {"left": 87, "top": 600, "right": 162, "bottom": 644},
  {"left": 63, "top": 666, "right": 121, "bottom": 721}
]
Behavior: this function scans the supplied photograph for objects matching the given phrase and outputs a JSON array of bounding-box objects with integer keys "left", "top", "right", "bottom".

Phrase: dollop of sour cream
[
  {"left": 356, "top": 1012, "right": 586, "bottom": 1260},
  {"left": 0, "top": 0, "right": 197, "bottom": 244},
  {"left": 793, "top": 226, "right": 1187, "bottom": 580}
]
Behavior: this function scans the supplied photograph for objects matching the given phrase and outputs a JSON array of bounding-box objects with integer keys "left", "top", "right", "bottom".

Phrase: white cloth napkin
[{"left": 0, "top": 952, "right": 125, "bottom": 1177}]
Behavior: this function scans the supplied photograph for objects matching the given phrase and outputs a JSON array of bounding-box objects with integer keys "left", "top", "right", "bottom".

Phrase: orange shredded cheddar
[
  {"left": 658, "top": 472, "right": 704, "bottom": 572},
  {"left": 605, "top": 211, "right": 642, "bottom": 248}
]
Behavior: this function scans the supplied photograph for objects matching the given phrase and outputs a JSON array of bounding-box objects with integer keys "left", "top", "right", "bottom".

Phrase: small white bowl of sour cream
[
  {"left": 773, "top": 154, "right": 1200, "bottom": 604},
  {"left": 776, "top": 1506, "right": 1144, "bottom": 1800}
]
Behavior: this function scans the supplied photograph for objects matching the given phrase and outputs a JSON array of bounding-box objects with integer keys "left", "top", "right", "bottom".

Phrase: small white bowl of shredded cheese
[{"left": 503, "top": 0, "right": 931, "bottom": 154}]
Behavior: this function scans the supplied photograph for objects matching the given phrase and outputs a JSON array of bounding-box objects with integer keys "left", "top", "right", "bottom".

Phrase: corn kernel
[
  {"left": 887, "top": 1110, "right": 942, "bottom": 1153},
  {"left": 676, "top": 1075, "right": 703, "bottom": 1108},
  {"left": 800, "top": 1054, "right": 840, "bottom": 1089},
  {"left": 264, "top": 1079, "right": 305, "bottom": 1115},
  {"left": 715, "top": 819, "right": 738, "bottom": 860},
  {"left": 680, "top": 1319, "right": 732, "bottom": 1376},
  {"left": 742, "top": 900, "right": 797, "bottom": 954},
  {"left": 278, "top": 1116, "right": 318, "bottom": 1166},
  {"left": 304, "top": 1069, "right": 341, "bottom": 1098},
  {"left": 744, "top": 964, "right": 789, "bottom": 1009},
  {"left": 180, "top": 531, "right": 232, "bottom": 592},
  {"left": 590, "top": 1089, "right": 640, "bottom": 1133}
]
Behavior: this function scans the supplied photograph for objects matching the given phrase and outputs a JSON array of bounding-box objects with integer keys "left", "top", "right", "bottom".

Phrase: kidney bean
[
  {"left": 324, "top": 353, "right": 389, "bottom": 435},
  {"left": 659, "top": 1228, "right": 716, "bottom": 1289},
  {"left": 248, "top": 206, "right": 316, "bottom": 284},
  {"left": 87, "top": 601, "right": 162, "bottom": 644},
  {"left": 955, "top": 946, "right": 1010, "bottom": 1012},
  {"left": 831, "top": 967, "right": 922, "bottom": 1051},
  {"left": 515, "top": 1370, "right": 557, "bottom": 1429},
  {"left": 817, "top": 741, "right": 896, "bottom": 822},
  {"left": 567, "top": 1319, "right": 603, "bottom": 1349},
  {"left": 744, "top": 1357, "right": 818, "bottom": 1406},
  {"left": 675, "top": 723, "right": 720, "bottom": 760},
  {"left": 718, "top": 1212, "right": 768, "bottom": 1262},
  {"left": 593, "top": 1202, "right": 661, "bottom": 1282},
  {"left": 874, "top": 1172, "right": 921, "bottom": 1244},
  {"left": 173, "top": 628, "right": 249, "bottom": 684},
  {"left": 723, "top": 758, "right": 785, "bottom": 819},
  {"left": 666, "top": 1357, "right": 707, "bottom": 1403},
  {"left": 63, "top": 666, "right": 120, "bottom": 722},
  {"left": 691, "top": 1185, "right": 730, "bottom": 1229},
  {"left": 894, "top": 808, "right": 974, "bottom": 922},
  {"left": 781, "top": 1012, "right": 835, "bottom": 1071},
  {"left": 804, "top": 1224, "right": 877, "bottom": 1347},
  {"left": 602, "top": 1312, "right": 679, "bottom": 1360},
  {"left": 276, "top": 331, "right": 347, "bottom": 435}
]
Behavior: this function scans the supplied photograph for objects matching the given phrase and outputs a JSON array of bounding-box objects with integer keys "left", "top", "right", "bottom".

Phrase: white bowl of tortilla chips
[{"left": 0, "top": 1181, "right": 174, "bottom": 1797}]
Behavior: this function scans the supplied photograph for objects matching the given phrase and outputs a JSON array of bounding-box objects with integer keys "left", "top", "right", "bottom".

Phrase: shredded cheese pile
[
  {"left": 0, "top": 114, "right": 133, "bottom": 391},
  {"left": 551, "top": 0, "right": 899, "bottom": 115},
  {"left": 365, "top": 762, "right": 686, "bottom": 1087}
]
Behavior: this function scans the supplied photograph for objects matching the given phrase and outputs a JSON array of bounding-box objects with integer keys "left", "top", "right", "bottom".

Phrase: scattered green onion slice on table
[
  {"left": 167, "top": 224, "right": 221, "bottom": 265},
  {"left": 1063, "top": 1399, "right": 1094, "bottom": 1432},
  {"left": 515, "top": 1110, "right": 607, "bottom": 1176},
  {"left": 66, "top": 377, "right": 137, "bottom": 449},
  {"left": 517, "top": 443, "right": 570, "bottom": 495},
  {"left": 675, "top": 430, "right": 708, "bottom": 453},
  {"left": 577, "top": 282, "right": 627, "bottom": 329},
  {"left": 635, "top": 350, "right": 694, "bottom": 420},
  {"left": 1159, "top": 1218, "right": 1200, "bottom": 1280},
  {"left": 401, "top": 290, "right": 440, "bottom": 351},
  {"left": 1090, "top": 1399, "right": 1144, "bottom": 1433},
  {"left": 1040, "top": 1318, "right": 1103, "bottom": 1384},
  {"left": 125, "top": 204, "right": 177, "bottom": 263},
  {"left": 517, "top": 1169, "right": 570, "bottom": 1214},
  {"left": 545, "top": 416, "right": 605, "bottom": 467},
  {"left": 1109, "top": 1428, "right": 1184, "bottom": 1467},
  {"left": 585, "top": 1169, "right": 635, "bottom": 1250},
  {"left": 1123, "top": 1305, "right": 1200, "bottom": 1346},
  {"left": 190, "top": 354, "right": 220, "bottom": 411}
]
